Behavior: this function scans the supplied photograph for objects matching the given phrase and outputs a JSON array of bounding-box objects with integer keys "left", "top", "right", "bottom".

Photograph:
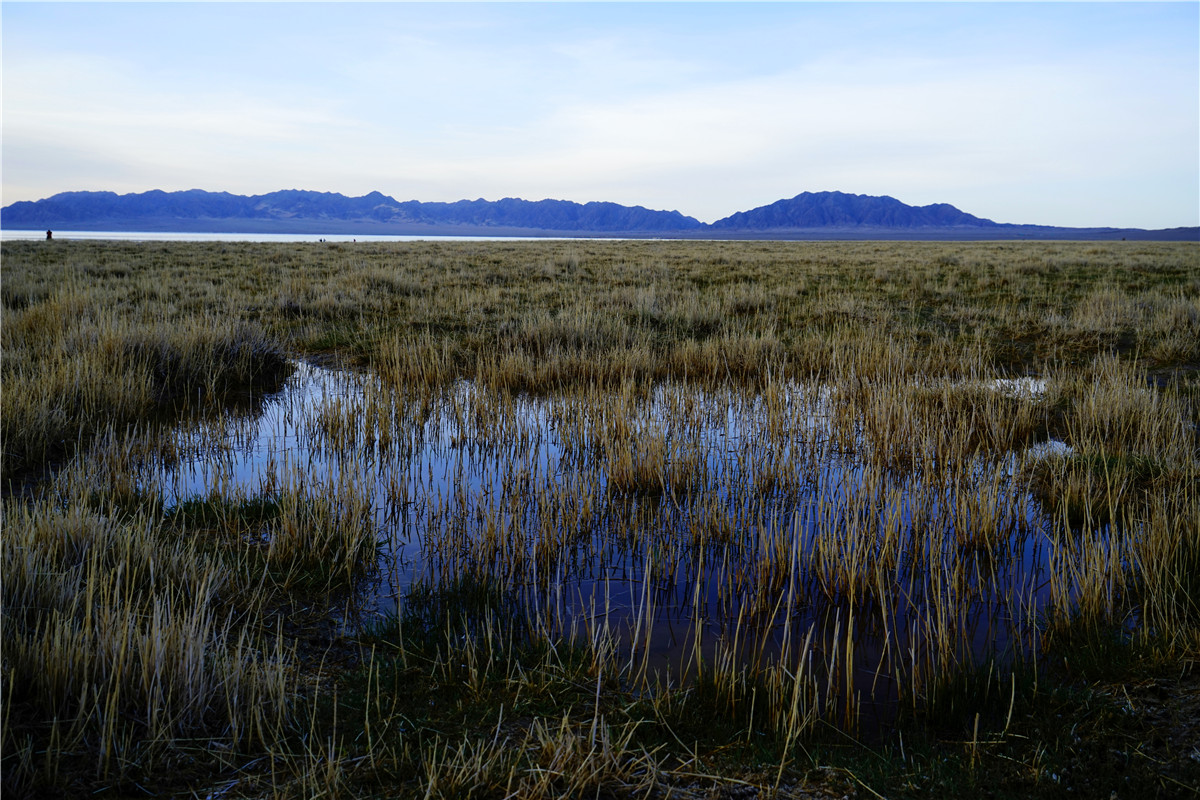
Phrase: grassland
[{"left": 2, "top": 239, "right": 1198, "bottom": 798}]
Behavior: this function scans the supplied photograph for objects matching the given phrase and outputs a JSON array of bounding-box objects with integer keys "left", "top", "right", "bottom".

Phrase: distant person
[{"left": 45, "top": 230, "right": 52, "bottom": 240}]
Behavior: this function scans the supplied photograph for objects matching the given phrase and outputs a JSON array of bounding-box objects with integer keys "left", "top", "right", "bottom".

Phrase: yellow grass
[{"left": 2, "top": 239, "right": 1196, "bottom": 797}]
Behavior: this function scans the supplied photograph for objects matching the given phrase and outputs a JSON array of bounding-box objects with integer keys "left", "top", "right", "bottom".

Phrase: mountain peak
[{"left": 710, "top": 191, "right": 997, "bottom": 230}]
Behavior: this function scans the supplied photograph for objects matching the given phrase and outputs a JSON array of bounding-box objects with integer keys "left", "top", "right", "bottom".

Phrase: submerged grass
[{"left": 2, "top": 239, "right": 1197, "bottom": 798}]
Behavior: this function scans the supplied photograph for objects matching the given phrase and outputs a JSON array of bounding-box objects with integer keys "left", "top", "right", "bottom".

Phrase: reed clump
[
  {"left": 1, "top": 496, "right": 295, "bottom": 797},
  {"left": 2, "top": 424, "right": 380, "bottom": 796},
  {"left": 2, "top": 295, "right": 289, "bottom": 483}
]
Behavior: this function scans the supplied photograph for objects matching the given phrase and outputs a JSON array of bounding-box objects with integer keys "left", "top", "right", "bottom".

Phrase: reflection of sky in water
[{"left": 150, "top": 361, "right": 1080, "bottom": 731}]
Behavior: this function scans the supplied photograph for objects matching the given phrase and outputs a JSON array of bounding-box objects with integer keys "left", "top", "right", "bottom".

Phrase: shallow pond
[{"left": 149, "top": 360, "right": 1083, "bottom": 732}]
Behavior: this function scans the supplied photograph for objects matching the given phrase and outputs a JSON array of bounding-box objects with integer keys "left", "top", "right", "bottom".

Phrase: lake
[{"left": 0, "top": 229, "right": 582, "bottom": 243}]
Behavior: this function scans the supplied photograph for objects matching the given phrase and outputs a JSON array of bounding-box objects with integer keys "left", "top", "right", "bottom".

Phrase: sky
[{"left": 2, "top": 2, "right": 1197, "bottom": 229}]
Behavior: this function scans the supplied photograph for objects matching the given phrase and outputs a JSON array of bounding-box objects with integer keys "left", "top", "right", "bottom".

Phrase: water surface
[{"left": 148, "top": 360, "right": 1079, "bottom": 733}]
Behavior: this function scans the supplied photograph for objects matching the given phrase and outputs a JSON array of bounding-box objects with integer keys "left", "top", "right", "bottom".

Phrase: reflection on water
[{"left": 149, "top": 361, "right": 1081, "bottom": 734}]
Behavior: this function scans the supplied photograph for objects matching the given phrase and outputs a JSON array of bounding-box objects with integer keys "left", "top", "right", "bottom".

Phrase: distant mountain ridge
[
  {"left": 3, "top": 189, "right": 1196, "bottom": 241},
  {"left": 1, "top": 189, "right": 703, "bottom": 233},
  {"left": 711, "top": 191, "right": 997, "bottom": 230}
]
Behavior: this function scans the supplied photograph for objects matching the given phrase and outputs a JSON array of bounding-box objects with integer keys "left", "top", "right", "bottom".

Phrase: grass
[{"left": 2, "top": 239, "right": 1197, "bottom": 798}]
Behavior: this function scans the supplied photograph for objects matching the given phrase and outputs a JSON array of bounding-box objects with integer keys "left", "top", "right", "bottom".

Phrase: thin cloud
[{"left": 3, "top": 3, "right": 1196, "bottom": 228}]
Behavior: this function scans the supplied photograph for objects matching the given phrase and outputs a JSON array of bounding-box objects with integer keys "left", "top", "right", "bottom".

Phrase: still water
[
  {"left": 148, "top": 360, "right": 1078, "bottom": 731},
  {"left": 2, "top": 230, "right": 599, "bottom": 243}
]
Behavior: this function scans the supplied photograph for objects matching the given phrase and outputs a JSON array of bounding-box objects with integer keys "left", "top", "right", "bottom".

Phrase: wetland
[{"left": 3, "top": 239, "right": 1198, "bottom": 798}]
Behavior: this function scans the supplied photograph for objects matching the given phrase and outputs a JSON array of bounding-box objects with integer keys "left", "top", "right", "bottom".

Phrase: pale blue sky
[{"left": 3, "top": 2, "right": 1197, "bottom": 228}]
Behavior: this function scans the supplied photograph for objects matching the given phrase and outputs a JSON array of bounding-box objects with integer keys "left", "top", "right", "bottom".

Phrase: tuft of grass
[{"left": 1, "top": 498, "right": 297, "bottom": 797}]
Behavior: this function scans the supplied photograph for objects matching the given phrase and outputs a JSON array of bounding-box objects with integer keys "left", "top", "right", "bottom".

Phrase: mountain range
[{"left": 2, "top": 189, "right": 1195, "bottom": 241}]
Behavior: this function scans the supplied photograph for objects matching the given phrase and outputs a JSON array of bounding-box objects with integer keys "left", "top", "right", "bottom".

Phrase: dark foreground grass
[
  {"left": 2, "top": 239, "right": 1196, "bottom": 798},
  {"left": 199, "top": 613, "right": 1198, "bottom": 799}
]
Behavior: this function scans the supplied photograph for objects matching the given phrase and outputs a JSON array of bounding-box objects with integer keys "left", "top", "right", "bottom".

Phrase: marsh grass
[
  {"left": 2, "top": 432, "right": 381, "bottom": 796},
  {"left": 2, "top": 239, "right": 1196, "bottom": 798},
  {"left": 2, "top": 496, "right": 295, "bottom": 796},
  {"left": 1, "top": 296, "right": 290, "bottom": 483}
]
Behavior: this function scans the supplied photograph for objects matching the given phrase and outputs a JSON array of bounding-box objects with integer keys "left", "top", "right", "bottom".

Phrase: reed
[
  {"left": 1, "top": 494, "right": 298, "bottom": 796},
  {"left": 2, "top": 238, "right": 1195, "bottom": 798}
]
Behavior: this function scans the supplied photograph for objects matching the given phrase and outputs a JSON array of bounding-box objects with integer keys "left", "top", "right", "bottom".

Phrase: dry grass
[{"left": 2, "top": 239, "right": 1196, "bottom": 798}]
